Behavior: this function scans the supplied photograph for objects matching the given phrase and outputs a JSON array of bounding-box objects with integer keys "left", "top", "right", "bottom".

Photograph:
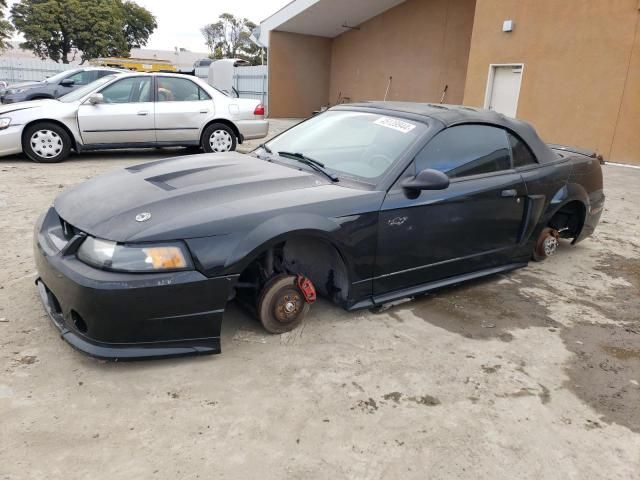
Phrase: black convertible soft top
[{"left": 340, "top": 102, "right": 559, "bottom": 164}]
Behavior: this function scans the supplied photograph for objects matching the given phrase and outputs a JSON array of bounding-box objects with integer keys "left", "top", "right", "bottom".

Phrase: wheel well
[
  {"left": 201, "top": 119, "right": 240, "bottom": 143},
  {"left": 548, "top": 200, "right": 586, "bottom": 240},
  {"left": 22, "top": 119, "right": 78, "bottom": 152},
  {"left": 28, "top": 95, "right": 53, "bottom": 100},
  {"left": 236, "top": 235, "right": 350, "bottom": 306}
]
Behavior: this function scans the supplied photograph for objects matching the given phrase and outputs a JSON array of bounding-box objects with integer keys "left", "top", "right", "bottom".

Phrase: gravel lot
[{"left": 0, "top": 126, "right": 639, "bottom": 479}]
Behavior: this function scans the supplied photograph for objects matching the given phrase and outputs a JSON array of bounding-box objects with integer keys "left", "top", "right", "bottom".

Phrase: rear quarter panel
[{"left": 515, "top": 159, "right": 573, "bottom": 258}]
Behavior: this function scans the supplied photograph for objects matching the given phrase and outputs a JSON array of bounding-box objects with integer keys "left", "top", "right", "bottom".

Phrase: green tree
[
  {"left": 70, "top": 0, "right": 127, "bottom": 63},
  {"left": 0, "top": 0, "right": 14, "bottom": 51},
  {"left": 11, "top": 0, "right": 156, "bottom": 63},
  {"left": 202, "top": 13, "right": 264, "bottom": 65},
  {"left": 122, "top": 0, "right": 157, "bottom": 50}
]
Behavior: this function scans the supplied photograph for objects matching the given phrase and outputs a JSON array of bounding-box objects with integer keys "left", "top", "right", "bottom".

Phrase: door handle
[
  {"left": 137, "top": 111, "right": 149, "bottom": 116},
  {"left": 199, "top": 110, "right": 209, "bottom": 114},
  {"left": 501, "top": 189, "right": 518, "bottom": 197}
]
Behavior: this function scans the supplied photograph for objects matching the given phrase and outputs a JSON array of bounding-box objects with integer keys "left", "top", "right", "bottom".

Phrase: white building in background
[
  {"left": 1, "top": 42, "right": 210, "bottom": 71},
  {"left": 129, "top": 48, "right": 210, "bottom": 72}
]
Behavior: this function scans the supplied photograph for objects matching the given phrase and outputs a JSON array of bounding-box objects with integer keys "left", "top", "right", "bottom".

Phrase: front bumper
[
  {"left": 1, "top": 93, "right": 26, "bottom": 104},
  {"left": 34, "top": 208, "right": 237, "bottom": 360},
  {"left": 0, "top": 125, "right": 24, "bottom": 157}
]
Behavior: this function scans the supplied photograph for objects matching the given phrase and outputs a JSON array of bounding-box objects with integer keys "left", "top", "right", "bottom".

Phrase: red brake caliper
[{"left": 296, "top": 275, "right": 317, "bottom": 304}]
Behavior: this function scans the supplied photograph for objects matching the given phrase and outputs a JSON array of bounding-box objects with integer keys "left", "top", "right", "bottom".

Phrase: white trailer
[{"left": 207, "top": 59, "right": 250, "bottom": 96}]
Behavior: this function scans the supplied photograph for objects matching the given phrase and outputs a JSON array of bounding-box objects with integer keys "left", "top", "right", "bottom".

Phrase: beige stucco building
[{"left": 259, "top": 0, "right": 640, "bottom": 165}]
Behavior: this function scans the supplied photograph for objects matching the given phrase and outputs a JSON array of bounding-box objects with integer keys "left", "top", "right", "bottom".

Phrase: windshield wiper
[{"left": 277, "top": 151, "right": 339, "bottom": 182}]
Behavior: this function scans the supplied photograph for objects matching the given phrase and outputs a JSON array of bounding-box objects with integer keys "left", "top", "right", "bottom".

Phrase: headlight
[
  {"left": 7, "top": 88, "right": 27, "bottom": 95},
  {"left": 0, "top": 118, "right": 10, "bottom": 129},
  {"left": 77, "top": 237, "right": 192, "bottom": 272}
]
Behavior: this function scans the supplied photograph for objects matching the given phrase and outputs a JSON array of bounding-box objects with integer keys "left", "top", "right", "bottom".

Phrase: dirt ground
[{"left": 0, "top": 133, "right": 639, "bottom": 479}]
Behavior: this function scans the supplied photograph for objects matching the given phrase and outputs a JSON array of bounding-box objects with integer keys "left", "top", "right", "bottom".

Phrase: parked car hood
[
  {"left": 54, "top": 153, "right": 379, "bottom": 243},
  {"left": 3, "top": 80, "right": 42, "bottom": 90},
  {"left": 0, "top": 98, "right": 57, "bottom": 113},
  {"left": 0, "top": 98, "right": 78, "bottom": 120}
]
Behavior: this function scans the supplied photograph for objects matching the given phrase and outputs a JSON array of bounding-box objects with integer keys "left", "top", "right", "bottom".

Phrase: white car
[{"left": 0, "top": 72, "right": 269, "bottom": 163}]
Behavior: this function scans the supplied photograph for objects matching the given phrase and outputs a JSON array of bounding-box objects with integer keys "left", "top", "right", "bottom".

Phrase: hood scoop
[{"left": 144, "top": 164, "right": 234, "bottom": 191}]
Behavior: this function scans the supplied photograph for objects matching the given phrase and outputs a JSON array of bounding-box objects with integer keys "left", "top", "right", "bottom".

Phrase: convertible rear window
[
  {"left": 508, "top": 132, "right": 538, "bottom": 167},
  {"left": 265, "top": 111, "right": 427, "bottom": 182}
]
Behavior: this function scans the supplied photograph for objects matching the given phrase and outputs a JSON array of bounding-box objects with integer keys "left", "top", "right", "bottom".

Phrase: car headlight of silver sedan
[
  {"left": 0, "top": 117, "right": 11, "bottom": 130},
  {"left": 77, "top": 236, "right": 193, "bottom": 272},
  {"left": 6, "top": 88, "right": 28, "bottom": 95}
]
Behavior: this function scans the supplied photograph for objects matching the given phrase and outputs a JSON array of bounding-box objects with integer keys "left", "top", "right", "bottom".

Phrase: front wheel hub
[
  {"left": 274, "top": 290, "right": 303, "bottom": 323},
  {"left": 257, "top": 274, "right": 312, "bottom": 334}
]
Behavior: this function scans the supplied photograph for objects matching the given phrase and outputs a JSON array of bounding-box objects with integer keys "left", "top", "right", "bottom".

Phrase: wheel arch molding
[
  {"left": 22, "top": 118, "right": 79, "bottom": 152},
  {"left": 546, "top": 182, "right": 589, "bottom": 219},
  {"left": 540, "top": 183, "right": 589, "bottom": 241},
  {"left": 200, "top": 118, "right": 240, "bottom": 142},
  {"left": 225, "top": 213, "right": 350, "bottom": 273}
]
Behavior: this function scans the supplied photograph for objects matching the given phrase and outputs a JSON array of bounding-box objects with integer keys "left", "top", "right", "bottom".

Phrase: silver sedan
[{"left": 0, "top": 72, "right": 269, "bottom": 163}]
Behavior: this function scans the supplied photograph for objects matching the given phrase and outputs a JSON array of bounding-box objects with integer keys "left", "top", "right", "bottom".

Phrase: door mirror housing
[
  {"left": 402, "top": 169, "right": 450, "bottom": 191},
  {"left": 60, "top": 78, "right": 75, "bottom": 87},
  {"left": 87, "top": 93, "right": 104, "bottom": 105}
]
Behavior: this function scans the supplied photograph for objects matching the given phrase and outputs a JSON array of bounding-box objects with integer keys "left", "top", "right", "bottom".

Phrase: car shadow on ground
[
  {"left": 57, "top": 238, "right": 640, "bottom": 433},
  {"left": 0, "top": 148, "right": 198, "bottom": 164}
]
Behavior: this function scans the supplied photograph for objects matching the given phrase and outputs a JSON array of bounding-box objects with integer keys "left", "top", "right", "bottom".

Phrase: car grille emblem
[{"left": 135, "top": 212, "right": 152, "bottom": 222}]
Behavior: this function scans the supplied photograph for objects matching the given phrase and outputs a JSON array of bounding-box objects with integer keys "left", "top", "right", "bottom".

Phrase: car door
[
  {"left": 77, "top": 76, "right": 155, "bottom": 145},
  {"left": 154, "top": 76, "right": 214, "bottom": 143},
  {"left": 374, "top": 124, "right": 528, "bottom": 295}
]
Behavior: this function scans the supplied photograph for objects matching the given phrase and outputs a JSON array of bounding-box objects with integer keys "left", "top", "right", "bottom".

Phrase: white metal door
[
  {"left": 154, "top": 100, "right": 212, "bottom": 142},
  {"left": 78, "top": 102, "right": 155, "bottom": 145},
  {"left": 154, "top": 76, "right": 214, "bottom": 143},
  {"left": 78, "top": 76, "right": 155, "bottom": 145},
  {"left": 486, "top": 65, "right": 523, "bottom": 118}
]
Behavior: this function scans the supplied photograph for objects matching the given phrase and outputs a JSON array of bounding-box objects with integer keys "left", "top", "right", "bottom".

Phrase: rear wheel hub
[
  {"left": 535, "top": 227, "right": 560, "bottom": 260},
  {"left": 543, "top": 235, "right": 559, "bottom": 256}
]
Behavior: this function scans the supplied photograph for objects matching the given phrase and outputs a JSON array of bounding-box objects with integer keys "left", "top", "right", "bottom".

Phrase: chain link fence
[{"left": 0, "top": 58, "right": 74, "bottom": 84}]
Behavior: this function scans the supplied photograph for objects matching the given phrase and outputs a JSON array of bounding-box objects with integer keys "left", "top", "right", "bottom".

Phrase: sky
[
  {"left": 8, "top": 0, "right": 292, "bottom": 53},
  {"left": 134, "top": 0, "right": 291, "bottom": 52}
]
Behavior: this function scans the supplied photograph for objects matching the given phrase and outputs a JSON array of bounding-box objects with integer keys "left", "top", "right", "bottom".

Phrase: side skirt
[
  {"left": 347, "top": 262, "right": 528, "bottom": 311},
  {"left": 77, "top": 140, "right": 199, "bottom": 152}
]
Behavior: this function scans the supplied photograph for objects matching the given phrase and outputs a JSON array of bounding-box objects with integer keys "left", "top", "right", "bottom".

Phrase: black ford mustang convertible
[{"left": 34, "top": 102, "right": 604, "bottom": 359}]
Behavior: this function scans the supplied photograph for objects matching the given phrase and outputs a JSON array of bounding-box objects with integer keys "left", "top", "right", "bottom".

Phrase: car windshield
[
  {"left": 265, "top": 110, "right": 427, "bottom": 182},
  {"left": 45, "top": 69, "right": 78, "bottom": 83},
  {"left": 58, "top": 75, "right": 116, "bottom": 103}
]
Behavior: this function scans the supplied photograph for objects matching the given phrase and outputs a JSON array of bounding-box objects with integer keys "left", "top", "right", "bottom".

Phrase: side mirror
[
  {"left": 402, "top": 168, "right": 450, "bottom": 191},
  {"left": 60, "top": 78, "right": 75, "bottom": 87},
  {"left": 87, "top": 93, "right": 104, "bottom": 105}
]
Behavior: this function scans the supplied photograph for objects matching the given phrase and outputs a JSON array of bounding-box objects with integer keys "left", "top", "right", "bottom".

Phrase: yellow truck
[{"left": 92, "top": 57, "right": 177, "bottom": 72}]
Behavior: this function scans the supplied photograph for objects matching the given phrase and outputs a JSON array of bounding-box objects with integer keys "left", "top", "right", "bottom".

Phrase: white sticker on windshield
[{"left": 374, "top": 116, "right": 416, "bottom": 134}]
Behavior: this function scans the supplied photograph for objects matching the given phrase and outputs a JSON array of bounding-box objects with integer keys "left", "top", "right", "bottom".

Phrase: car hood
[
  {"left": 4, "top": 81, "right": 42, "bottom": 90},
  {"left": 54, "top": 152, "right": 377, "bottom": 243},
  {"left": 0, "top": 98, "right": 78, "bottom": 121},
  {"left": 0, "top": 98, "right": 60, "bottom": 114}
]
